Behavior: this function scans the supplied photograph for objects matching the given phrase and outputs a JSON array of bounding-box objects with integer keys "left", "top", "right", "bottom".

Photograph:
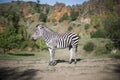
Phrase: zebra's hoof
[
  {"left": 49, "top": 61, "right": 57, "bottom": 66},
  {"left": 68, "top": 60, "right": 73, "bottom": 64},
  {"left": 69, "top": 59, "right": 77, "bottom": 64},
  {"left": 74, "top": 61, "right": 77, "bottom": 64},
  {"left": 74, "top": 59, "right": 77, "bottom": 64},
  {"left": 69, "top": 61, "right": 72, "bottom": 64}
]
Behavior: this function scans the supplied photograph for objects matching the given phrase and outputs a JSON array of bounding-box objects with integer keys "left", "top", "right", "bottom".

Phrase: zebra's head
[{"left": 32, "top": 24, "right": 44, "bottom": 41}]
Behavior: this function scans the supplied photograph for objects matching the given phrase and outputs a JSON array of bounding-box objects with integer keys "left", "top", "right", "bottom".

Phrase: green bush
[
  {"left": 110, "top": 52, "right": 120, "bottom": 59},
  {"left": 83, "top": 42, "right": 95, "bottom": 52},
  {"left": 20, "top": 40, "right": 34, "bottom": 50},
  {"left": 91, "top": 29, "right": 105, "bottom": 38},
  {"left": 84, "top": 24, "right": 90, "bottom": 30},
  {"left": 91, "top": 15, "right": 101, "bottom": 26},
  {"left": 104, "top": 13, "right": 120, "bottom": 48},
  {"left": 0, "top": 26, "right": 22, "bottom": 53},
  {"left": 40, "top": 13, "right": 47, "bottom": 22},
  {"left": 105, "top": 42, "right": 115, "bottom": 51},
  {"left": 35, "top": 38, "right": 48, "bottom": 50},
  {"left": 68, "top": 26, "right": 73, "bottom": 31},
  {"left": 59, "top": 13, "right": 69, "bottom": 22},
  {"left": 106, "top": 0, "right": 114, "bottom": 11},
  {"left": 95, "top": 47, "right": 110, "bottom": 55},
  {"left": 70, "top": 11, "right": 79, "bottom": 21}
]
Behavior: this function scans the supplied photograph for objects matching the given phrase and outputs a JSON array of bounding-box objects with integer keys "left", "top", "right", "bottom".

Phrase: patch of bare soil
[
  {"left": 0, "top": 49, "right": 120, "bottom": 80},
  {"left": 0, "top": 57, "right": 120, "bottom": 80}
]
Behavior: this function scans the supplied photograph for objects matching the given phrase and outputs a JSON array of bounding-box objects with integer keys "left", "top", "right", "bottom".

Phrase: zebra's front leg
[{"left": 48, "top": 48, "right": 57, "bottom": 66}]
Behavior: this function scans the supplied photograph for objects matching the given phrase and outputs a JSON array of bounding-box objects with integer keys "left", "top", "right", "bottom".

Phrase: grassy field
[{"left": 0, "top": 51, "right": 49, "bottom": 60}]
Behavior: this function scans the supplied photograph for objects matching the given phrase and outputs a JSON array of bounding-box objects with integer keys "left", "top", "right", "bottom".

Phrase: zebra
[{"left": 32, "top": 24, "right": 79, "bottom": 66}]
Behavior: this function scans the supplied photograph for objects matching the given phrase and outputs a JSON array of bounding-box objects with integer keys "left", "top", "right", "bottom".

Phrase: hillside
[
  {"left": 0, "top": 0, "right": 120, "bottom": 53},
  {"left": 0, "top": 0, "right": 120, "bottom": 25},
  {"left": 0, "top": 0, "right": 120, "bottom": 29}
]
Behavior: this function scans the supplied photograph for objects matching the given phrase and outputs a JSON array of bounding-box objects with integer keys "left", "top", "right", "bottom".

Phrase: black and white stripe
[
  {"left": 55, "top": 33, "right": 79, "bottom": 48},
  {"left": 32, "top": 24, "right": 79, "bottom": 66}
]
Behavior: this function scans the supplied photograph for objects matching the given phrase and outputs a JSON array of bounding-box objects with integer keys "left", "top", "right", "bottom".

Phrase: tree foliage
[
  {"left": 0, "top": 26, "right": 22, "bottom": 53},
  {"left": 40, "top": 13, "right": 47, "bottom": 22},
  {"left": 91, "top": 29, "right": 106, "bottom": 38},
  {"left": 106, "top": 0, "right": 115, "bottom": 11},
  {"left": 59, "top": 13, "right": 69, "bottom": 22},
  {"left": 83, "top": 42, "right": 95, "bottom": 52},
  {"left": 104, "top": 13, "right": 120, "bottom": 48},
  {"left": 35, "top": 38, "right": 48, "bottom": 50},
  {"left": 70, "top": 11, "right": 79, "bottom": 21}
]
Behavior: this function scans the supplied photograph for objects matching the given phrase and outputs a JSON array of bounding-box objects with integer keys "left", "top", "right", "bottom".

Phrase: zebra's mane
[
  {"left": 43, "top": 26, "right": 56, "bottom": 34},
  {"left": 44, "top": 27, "right": 53, "bottom": 32}
]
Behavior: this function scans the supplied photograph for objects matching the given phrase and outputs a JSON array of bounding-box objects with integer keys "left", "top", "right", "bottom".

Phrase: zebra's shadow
[{"left": 55, "top": 58, "right": 82, "bottom": 64}]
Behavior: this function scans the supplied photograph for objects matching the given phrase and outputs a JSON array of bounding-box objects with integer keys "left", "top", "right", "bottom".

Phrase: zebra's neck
[{"left": 41, "top": 28, "right": 58, "bottom": 42}]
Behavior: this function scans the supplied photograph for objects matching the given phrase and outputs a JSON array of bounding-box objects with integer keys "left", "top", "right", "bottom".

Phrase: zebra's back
[{"left": 56, "top": 33, "right": 79, "bottom": 48}]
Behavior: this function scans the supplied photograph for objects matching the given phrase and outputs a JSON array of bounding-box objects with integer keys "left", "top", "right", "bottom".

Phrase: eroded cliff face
[
  {"left": 54, "top": 3, "right": 71, "bottom": 21},
  {"left": 0, "top": 0, "right": 120, "bottom": 30},
  {"left": 0, "top": 24, "right": 5, "bottom": 32},
  {"left": 48, "top": 3, "right": 71, "bottom": 21}
]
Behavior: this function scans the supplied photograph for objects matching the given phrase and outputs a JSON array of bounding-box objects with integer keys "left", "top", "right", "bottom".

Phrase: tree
[
  {"left": 12, "top": 12, "right": 20, "bottom": 33},
  {"left": 104, "top": 13, "right": 120, "bottom": 48},
  {"left": 0, "top": 26, "right": 22, "bottom": 53},
  {"left": 36, "top": 0, "right": 40, "bottom": 12},
  {"left": 70, "top": 11, "right": 79, "bottom": 21},
  {"left": 106, "top": 0, "right": 115, "bottom": 11},
  {"left": 5, "top": 11, "right": 20, "bottom": 33},
  {"left": 59, "top": 13, "right": 69, "bottom": 22},
  {"left": 40, "top": 13, "right": 47, "bottom": 22}
]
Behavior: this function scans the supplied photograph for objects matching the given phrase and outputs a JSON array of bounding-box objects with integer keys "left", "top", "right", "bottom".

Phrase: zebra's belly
[{"left": 56, "top": 44, "right": 69, "bottom": 49}]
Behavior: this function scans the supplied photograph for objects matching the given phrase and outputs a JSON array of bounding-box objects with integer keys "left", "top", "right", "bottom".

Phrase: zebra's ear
[
  {"left": 36, "top": 24, "right": 40, "bottom": 27},
  {"left": 38, "top": 25, "right": 44, "bottom": 30}
]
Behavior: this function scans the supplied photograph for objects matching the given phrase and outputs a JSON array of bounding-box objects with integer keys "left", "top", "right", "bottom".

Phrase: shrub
[
  {"left": 110, "top": 52, "right": 120, "bottom": 59},
  {"left": 95, "top": 47, "right": 110, "bottom": 55},
  {"left": 40, "top": 13, "right": 47, "bottom": 22},
  {"left": 83, "top": 42, "right": 95, "bottom": 52},
  {"left": 68, "top": 26, "right": 73, "bottom": 31},
  {"left": 20, "top": 40, "right": 34, "bottom": 51},
  {"left": 91, "top": 15, "right": 101, "bottom": 26},
  {"left": 35, "top": 38, "right": 48, "bottom": 50},
  {"left": 104, "top": 13, "right": 120, "bottom": 48},
  {"left": 105, "top": 42, "right": 115, "bottom": 51},
  {"left": 106, "top": 0, "right": 114, "bottom": 11},
  {"left": 84, "top": 24, "right": 90, "bottom": 30},
  {"left": 59, "top": 13, "right": 69, "bottom": 22},
  {"left": 91, "top": 29, "right": 105, "bottom": 38},
  {"left": 0, "top": 26, "right": 22, "bottom": 53},
  {"left": 70, "top": 11, "right": 79, "bottom": 21}
]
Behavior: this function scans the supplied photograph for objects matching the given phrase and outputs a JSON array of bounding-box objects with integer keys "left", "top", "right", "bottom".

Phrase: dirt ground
[{"left": 0, "top": 50, "right": 120, "bottom": 80}]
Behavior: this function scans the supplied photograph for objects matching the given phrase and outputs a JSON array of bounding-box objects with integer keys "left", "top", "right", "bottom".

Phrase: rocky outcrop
[
  {"left": 0, "top": 23, "right": 5, "bottom": 32},
  {"left": 48, "top": 3, "right": 71, "bottom": 21}
]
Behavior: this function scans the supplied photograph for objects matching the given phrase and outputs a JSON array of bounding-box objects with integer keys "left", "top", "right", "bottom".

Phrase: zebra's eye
[
  {"left": 36, "top": 31, "right": 38, "bottom": 34},
  {"left": 40, "top": 26, "right": 44, "bottom": 29}
]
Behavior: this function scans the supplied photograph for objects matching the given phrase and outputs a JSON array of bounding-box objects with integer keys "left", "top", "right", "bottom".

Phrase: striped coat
[{"left": 32, "top": 24, "right": 79, "bottom": 66}]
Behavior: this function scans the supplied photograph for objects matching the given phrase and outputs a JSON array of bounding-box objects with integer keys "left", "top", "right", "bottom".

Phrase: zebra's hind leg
[
  {"left": 69, "top": 46, "right": 73, "bottom": 64},
  {"left": 69, "top": 46, "right": 77, "bottom": 64},
  {"left": 74, "top": 46, "right": 77, "bottom": 64},
  {"left": 49, "top": 61, "right": 57, "bottom": 66}
]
